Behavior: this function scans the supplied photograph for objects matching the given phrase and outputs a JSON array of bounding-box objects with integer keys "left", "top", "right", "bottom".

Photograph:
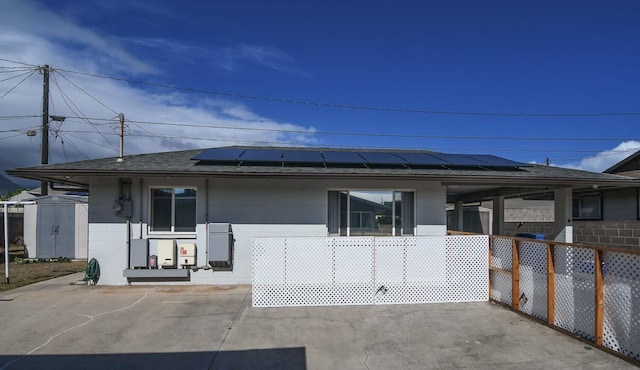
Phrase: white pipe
[{"left": 1, "top": 201, "right": 36, "bottom": 283}]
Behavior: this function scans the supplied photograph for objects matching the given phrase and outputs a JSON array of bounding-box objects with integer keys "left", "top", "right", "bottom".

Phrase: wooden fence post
[
  {"left": 547, "top": 243, "right": 555, "bottom": 325},
  {"left": 594, "top": 249, "right": 604, "bottom": 346},
  {"left": 512, "top": 239, "right": 520, "bottom": 310}
]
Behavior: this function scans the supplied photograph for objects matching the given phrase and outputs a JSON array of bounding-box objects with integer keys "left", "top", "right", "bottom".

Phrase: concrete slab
[{"left": 0, "top": 274, "right": 636, "bottom": 369}]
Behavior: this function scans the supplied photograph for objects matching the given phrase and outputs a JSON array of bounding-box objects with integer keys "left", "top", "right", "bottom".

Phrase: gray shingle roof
[{"left": 7, "top": 147, "right": 640, "bottom": 187}]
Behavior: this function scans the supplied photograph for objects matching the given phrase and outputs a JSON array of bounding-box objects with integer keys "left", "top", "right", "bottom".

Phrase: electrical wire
[
  {"left": 0, "top": 58, "right": 38, "bottom": 67},
  {"left": 57, "top": 132, "right": 90, "bottom": 160},
  {"left": 127, "top": 121, "right": 186, "bottom": 150},
  {"left": 54, "top": 115, "right": 638, "bottom": 143},
  {"left": 0, "top": 69, "right": 37, "bottom": 98},
  {"left": 0, "top": 132, "right": 28, "bottom": 141},
  {"left": 54, "top": 70, "right": 119, "bottom": 115},
  {"left": 53, "top": 126, "right": 639, "bottom": 157},
  {"left": 55, "top": 67, "right": 640, "bottom": 117},
  {"left": 0, "top": 69, "right": 36, "bottom": 83},
  {"left": 50, "top": 72, "right": 119, "bottom": 152},
  {"left": 61, "top": 131, "right": 119, "bottom": 151}
]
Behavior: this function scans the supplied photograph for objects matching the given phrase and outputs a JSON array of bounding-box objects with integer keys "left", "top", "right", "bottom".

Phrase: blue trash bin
[{"left": 516, "top": 233, "right": 545, "bottom": 240}]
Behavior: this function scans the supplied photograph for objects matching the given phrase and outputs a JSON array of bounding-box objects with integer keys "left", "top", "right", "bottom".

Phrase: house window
[
  {"left": 150, "top": 187, "right": 197, "bottom": 232},
  {"left": 328, "top": 190, "right": 415, "bottom": 236},
  {"left": 573, "top": 195, "right": 601, "bottom": 220}
]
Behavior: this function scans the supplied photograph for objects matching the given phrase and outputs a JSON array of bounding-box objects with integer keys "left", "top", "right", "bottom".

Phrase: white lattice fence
[
  {"left": 490, "top": 237, "right": 513, "bottom": 305},
  {"left": 518, "top": 240, "right": 548, "bottom": 320},
  {"left": 554, "top": 246, "right": 595, "bottom": 341},
  {"left": 603, "top": 251, "right": 640, "bottom": 362},
  {"left": 252, "top": 235, "right": 489, "bottom": 307},
  {"left": 490, "top": 236, "right": 640, "bottom": 364}
]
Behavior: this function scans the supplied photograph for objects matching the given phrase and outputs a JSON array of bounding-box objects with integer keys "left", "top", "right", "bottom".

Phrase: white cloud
[
  {"left": 123, "top": 37, "right": 309, "bottom": 76},
  {"left": 0, "top": 0, "right": 317, "bottom": 181},
  {"left": 557, "top": 141, "right": 640, "bottom": 173}
]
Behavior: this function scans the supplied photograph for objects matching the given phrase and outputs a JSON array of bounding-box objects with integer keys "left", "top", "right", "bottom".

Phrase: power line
[
  {"left": 0, "top": 69, "right": 37, "bottom": 99},
  {"left": 0, "top": 58, "right": 38, "bottom": 67},
  {"left": 49, "top": 71, "right": 119, "bottom": 152},
  {"left": 59, "top": 115, "right": 639, "bottom": 143},
  {"left": 57, "top": 132, "right": 90, "bottom": 160},
  {"left": 0, "top": 69, "right": 36, "bottom": 83},
  {"left": 54, "top": 70, "right": 119, "bottom": 115},
  {"left": 62, "top": 131, "right": 119, "bottom": 151},
  {"left": 0, "top": 132, "right": 28, "bottom": 141},
  {"left": 0, "top": 115, "right": 40, "bottom": 120},
  {"left": 55, "top": 67, "right": 640, "bottom": 117},
  {"left": 55, "top": 127, "right": 634, "bottom": 156}
]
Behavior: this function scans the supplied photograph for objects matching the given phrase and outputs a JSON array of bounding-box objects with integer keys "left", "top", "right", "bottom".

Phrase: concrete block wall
[
  {"left": 503, "top": 221, "right": 640, "bottom": 251},
  {"left": 504, "top": 208, "right": 554, "bottom": 223},
  {"left": 573, "top": 221, "right": 640, "bottom": 250}
]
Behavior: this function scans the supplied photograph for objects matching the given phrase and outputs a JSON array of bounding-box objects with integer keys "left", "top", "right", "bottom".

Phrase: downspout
[
  {"left": 120, "top": 178, "right": 132, "bottom": 269},
  {"left": 139, "top": 179, "right": 144, "bottom": 238},
  {"left": 203, "top": 178, "right": 211, "bottom": 270}
]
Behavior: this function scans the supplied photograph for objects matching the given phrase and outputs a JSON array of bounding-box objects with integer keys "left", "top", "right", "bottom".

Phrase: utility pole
[
  {"left": 117, "top": 113, "right": 125, "bottom": 162},
  {"left": 41, "top": 65, "right": 50, "bottom": 196}
]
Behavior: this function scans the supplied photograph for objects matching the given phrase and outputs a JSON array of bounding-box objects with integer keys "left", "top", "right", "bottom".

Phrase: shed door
[{"left": 36, "top": 204, "right": 75, "bottom": 258}]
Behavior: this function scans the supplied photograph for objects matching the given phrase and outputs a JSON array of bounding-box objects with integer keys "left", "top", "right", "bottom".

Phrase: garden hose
[{"left": 84, "top": 258, "right": 100, "bottom": 285}]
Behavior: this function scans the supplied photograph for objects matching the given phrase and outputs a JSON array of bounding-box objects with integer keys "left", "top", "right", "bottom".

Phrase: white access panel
[
  {"left": 158, "top": 239, "right": 176, "bottom": 268},
  {"left": 178, "top": 243, "right": 196, "bottom": 266}
]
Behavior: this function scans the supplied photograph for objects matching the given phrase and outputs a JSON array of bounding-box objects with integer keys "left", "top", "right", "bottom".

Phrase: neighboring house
[
  {"left": 7, "top": 146, "right": 639, "bottom": 285},
  {"left": 458, "top": 151, "right": 640, "bottom": 249}
]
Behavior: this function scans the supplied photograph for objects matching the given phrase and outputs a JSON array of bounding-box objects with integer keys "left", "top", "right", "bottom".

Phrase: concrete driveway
[{"left": 0, "top": 273, "right": 635, "bottom": 370}]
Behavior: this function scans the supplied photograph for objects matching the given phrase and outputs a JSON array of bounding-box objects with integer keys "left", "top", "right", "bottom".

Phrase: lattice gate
[{"left": 252, "top": 235, "right": 488, "bottom": 307}]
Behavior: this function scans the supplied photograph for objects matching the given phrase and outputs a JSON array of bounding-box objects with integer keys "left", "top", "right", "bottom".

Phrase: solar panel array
[{"left": 191, "top": 147, "right": 530, "bottom": 168}]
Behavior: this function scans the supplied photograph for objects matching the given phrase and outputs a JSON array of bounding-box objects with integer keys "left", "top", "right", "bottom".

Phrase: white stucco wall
[
  {"left": 88, "top": 176, "right": 447, "bottom": 285},
  {"left": 75, "top": 203, "right": 88, "bottom": 259}
]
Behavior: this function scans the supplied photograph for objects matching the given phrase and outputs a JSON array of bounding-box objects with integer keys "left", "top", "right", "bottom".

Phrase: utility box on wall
[
  {"left": 130, "top": 239, "right": 148, "bottom": 268},
  {"left": 208, "top": 223, "right": 233, "bottom": 270},
  {"left": 158, "top": 239, "right": 176, "bottom": 268},
  {"left": 178, "top": 243, "right": 196, "bottom": 268}
]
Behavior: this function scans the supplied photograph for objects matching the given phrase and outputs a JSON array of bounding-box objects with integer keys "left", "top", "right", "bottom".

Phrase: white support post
[{"left": 554, "top": 187, "right": 573, "bottom": 243}]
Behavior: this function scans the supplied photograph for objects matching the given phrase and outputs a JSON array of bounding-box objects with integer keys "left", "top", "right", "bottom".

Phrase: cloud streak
[{"left": 0, "top": 0, "right": 317, "bottom": 184}]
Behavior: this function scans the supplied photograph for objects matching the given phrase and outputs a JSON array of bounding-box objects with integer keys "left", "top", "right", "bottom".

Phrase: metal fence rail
[
  {"left": 489, "top": 235, "right": 640, "bottom": 363},
  {"left": 253, "top": 235, "right": 488, "bottom": 307}
]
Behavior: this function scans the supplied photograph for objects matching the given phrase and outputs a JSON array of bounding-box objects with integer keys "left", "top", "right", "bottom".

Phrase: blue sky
[{"left": 1, "top": 0, "right": 640, "bottom": 183}]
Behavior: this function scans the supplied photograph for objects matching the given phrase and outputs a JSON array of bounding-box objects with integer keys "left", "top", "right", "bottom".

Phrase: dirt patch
[{"left": 0, "top": 261, "right": 87, "bottom": 292}]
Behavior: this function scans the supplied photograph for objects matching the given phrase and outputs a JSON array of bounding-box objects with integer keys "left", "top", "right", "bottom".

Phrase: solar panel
[
  {"left": 192, "top": 147, "right": 529, "bottom": 169},
  {"left": 191, "top": 148, "right": 245, "bottom": 161},
  {"left": 431, "top": 154, "right": 487, "bottom": 166},
  {"left": 282, "top": 150, "right": 325, "bottom": 163},
  {"left": 465, "top": 154, "right": 530, "bottom": 167},
  {"left": 322, "top": 151, "right": 365, "bottom": 164},
  {"left": 239, "top": 149, "right": 282, "bottom": 162},
  {"left": 357, "top": 152, "right": 407, "bottom": 164},
  {"left": 395, "top": 152, "right": 449, "bottom": 166}
]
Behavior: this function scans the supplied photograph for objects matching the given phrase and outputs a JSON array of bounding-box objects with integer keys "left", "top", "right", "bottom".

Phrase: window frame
[
  {"left": 148, "top": 186, "right": 198, "bottom": 234},
  {"left": 572, "top": 194, "right": 602, "bottom": 220},
  {"left": 327, "top": 189, "right": 416, "bottom": 237}
]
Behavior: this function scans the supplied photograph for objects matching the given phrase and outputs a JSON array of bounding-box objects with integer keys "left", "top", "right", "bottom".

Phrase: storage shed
[{"left": 23, "top": 195, "right": 88, "bottom": 259}]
